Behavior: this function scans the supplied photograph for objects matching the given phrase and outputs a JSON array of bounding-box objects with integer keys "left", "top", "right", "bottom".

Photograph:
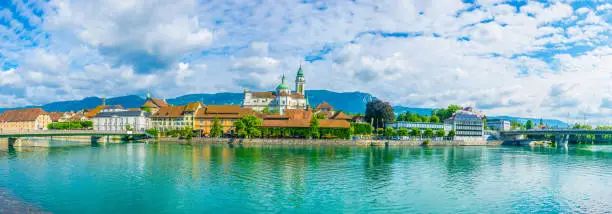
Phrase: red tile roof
[
  {"left": 331, "top": 111, "right": 352, "bottom": 120},
  {"left": 185, "top": 102, "right": 204, "bottom": 112},
  {"left": 151, "top": 106, "right": 185, "bottom": 118},
  {"left": 0, "top": 108, "right": 48, "bottom": 122},
  {"left": 261, "top": 119, "right": 310, "bottom": 128},
  {"left": 49, "top": 112, "right": 64, "bottom": 122},
  {"left": 319, "top": 119, "right": 350, "bottom": 128},
  {"left": 315, "top": 101, "right": 334, "bottom": 111},
  {"left": 250, "top": 92, "right": 275, "bottom": 98}
]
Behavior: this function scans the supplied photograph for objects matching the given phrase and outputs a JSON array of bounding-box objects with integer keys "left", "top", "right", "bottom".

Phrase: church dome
[
  {"left": 296, "top": 65, "right": 304, "bottom": 77},
  {"left": 276, "top": 74, "right": 290, "bottom": 91}
]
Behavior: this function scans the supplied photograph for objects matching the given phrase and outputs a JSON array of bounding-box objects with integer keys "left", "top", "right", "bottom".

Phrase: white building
[
  {"left": 242, "top": 66, "right": 308, "bottom": 115},
  {"left": 486, "top": 119, "right": 510, "bottom": 131},
  {"left": 444, "top": 107, "right": 484, "bottom": 139},
  {"left": 92, "top": 106, "right": 151, "bottom": 132},
  {"left": 386, "top": 121, "right": 452, "bottom": 133}
]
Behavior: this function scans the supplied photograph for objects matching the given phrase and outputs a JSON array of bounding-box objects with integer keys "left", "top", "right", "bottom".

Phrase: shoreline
[{"left": 146, "top": 137, "right": 502, "bottom": 147}]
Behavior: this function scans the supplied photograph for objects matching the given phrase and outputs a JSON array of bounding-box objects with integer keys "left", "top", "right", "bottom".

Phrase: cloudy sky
[{"left": 0, "top": 0, "right": 611, "bottom": 122}]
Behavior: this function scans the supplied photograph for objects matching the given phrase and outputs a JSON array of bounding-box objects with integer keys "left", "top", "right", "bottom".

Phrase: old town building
[
  {"left": 242, "top": 66, "right": 308, "bottom": 115},
  {"left": 140, "top": 92, "right": 169, "bottom": 114},
  {"left": 195, "top": 105, "right": 254, "bottom": 136},
  {"left": 0, "top": 108, "right": 52, "bottom": 132},
  {"left": 92, "top": 105, "right": 151, "bottom": 132}
]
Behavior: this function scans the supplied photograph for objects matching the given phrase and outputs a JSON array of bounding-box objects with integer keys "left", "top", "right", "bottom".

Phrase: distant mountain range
[
  {"left": 0, "top": 90, "right": 375, "bottom": 114},
  {"left": 0, "top": 90, "right": 568, "bottom": 127}
]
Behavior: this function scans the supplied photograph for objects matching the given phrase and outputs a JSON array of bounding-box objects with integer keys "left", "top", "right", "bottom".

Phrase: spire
[
  {"left": 282, "top": 73, "right": 286, "bottom": 83},
  {"left": 146, "top": 89, "right": 151, "bottom": 99},
  {"left": 297, "top": 63, "right": 304, "bottom": 77}
]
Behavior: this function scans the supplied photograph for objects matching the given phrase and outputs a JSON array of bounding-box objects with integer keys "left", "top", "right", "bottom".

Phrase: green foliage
[
  {"left": 410, "top": 127, "right": 421, "bottom": 137},
  {"left": 210, "top": 117, "right": 224, "bottom": 137},
  {"left": 432, "top": 104, "right": 462, "bottom": 121},
  {"left": 435, "top": 129, "right": 445, "bottom": 137},
  {"left": 430, "top": 115, "right": 440, "bottom": 123},
  {"left": 235, "top": 114, "right": 262, "bottom": 138},
  {"left": 448, "top": 130, "right": 456, "bottom": 137},
  {"left": 525, "top": 120, "right": 534, "bottom": 130},
  {"left": 262, "top": 107, "right": 271, "bottom": 114},
  {"left": 47, "top": 121, "right": 92, "bottom": 130},
  {"left": 376, "top": 128, "right": 384, "bottom": 135},
  {"left": 125, "top": 124, "right": 133, "bottom": 131},
  {"left": 423, "top": 139, "right": 431, "bottom": 146},
  {"left": 180, "top": 126, "right": 194, "bottom": 140},
  {"left": 310, "top": 117, "right": 320, "bottom": 138},
  {"left": 398, "top": 127, "right": 409, "bottom": 136},
  {"left": 365, "top": 100, "right": 395, "bottom": 129},
  {"left": 145, "top": 128, "right": 159, "bottom": 139},
  {"left": 350, "top": 123, "right": 372, "bottom": 135},
  {"left": 316, "top": 112, "right": 328, "bottom": 119},
  {"left": 384, "top": 127, "right": 396, "bottom": 137},
  {"left": 424, "top": 128, "right": 434, "bottom": 138}
]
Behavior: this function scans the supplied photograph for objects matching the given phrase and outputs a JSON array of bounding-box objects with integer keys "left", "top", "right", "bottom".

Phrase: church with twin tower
[{"left": 242, "top": 65, "right": 308, "bottom": 114}]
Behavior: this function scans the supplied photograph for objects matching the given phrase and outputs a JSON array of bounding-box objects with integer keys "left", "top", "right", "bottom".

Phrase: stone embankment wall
[{"left": 153, "top": 137, "right": 502, "bottom": 147}]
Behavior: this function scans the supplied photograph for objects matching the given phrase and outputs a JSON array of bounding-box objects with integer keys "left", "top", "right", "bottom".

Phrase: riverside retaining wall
[{"left": 153, "top": 137, "right": 502, "bottom": 147}]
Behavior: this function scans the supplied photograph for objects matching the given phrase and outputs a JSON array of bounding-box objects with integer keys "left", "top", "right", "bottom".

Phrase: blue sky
[{"left": 0, "top": 0, "right": 611, "bottom": 123}]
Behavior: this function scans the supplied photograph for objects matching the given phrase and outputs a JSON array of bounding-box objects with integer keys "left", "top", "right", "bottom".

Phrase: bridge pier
[
  {"left": 7, "top": 138, "right": 17, "bottom": 148},
  {"left": 555, "top": 135, "right": 569, "bottom": 148},
  {"left": 91, "top": 136, "right": 102, "bottom": 144}
]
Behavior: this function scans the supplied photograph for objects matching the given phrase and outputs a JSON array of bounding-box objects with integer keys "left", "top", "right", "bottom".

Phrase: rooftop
[{"left": 0, "top": 108, "right": 48, "bottom": 122}]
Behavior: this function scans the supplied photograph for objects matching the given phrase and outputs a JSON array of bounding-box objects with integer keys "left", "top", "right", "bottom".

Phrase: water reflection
[{"left": 1, "top": 144, "right": 612, "bottom": 213}]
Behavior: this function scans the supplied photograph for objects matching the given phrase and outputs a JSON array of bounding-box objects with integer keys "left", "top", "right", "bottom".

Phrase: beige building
[{"left": 0, "top": 108, "right": 52, "bottom": 132}]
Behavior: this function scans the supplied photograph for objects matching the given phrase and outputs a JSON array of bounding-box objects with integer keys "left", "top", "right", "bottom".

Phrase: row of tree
[
  {"left": 47, "top": 121, "right": 93, "bottom": 130},
  {"left": 365, "top": 100, "right": 464, "bottom": 129},
  {"left": 207, "top": 115, "right": 353, "bottom": 139}
]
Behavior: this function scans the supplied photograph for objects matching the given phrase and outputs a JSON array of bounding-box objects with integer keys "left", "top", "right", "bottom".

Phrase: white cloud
[{"left": 1, "top": 0, "right": 612, "bottom": 124}]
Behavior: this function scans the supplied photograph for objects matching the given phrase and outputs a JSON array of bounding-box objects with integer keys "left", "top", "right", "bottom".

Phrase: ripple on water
[{"left": 2, "top": 144, "right": 612, "bottom": 213}]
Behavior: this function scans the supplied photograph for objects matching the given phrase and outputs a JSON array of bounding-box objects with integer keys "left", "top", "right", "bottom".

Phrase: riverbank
[{"left": 148, "top": 137, "right": 502, "bottom": 146}]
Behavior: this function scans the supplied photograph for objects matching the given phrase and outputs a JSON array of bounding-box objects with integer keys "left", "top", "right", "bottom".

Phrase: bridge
[
  {"left": 0, "top": 130, "right": 151, "bottom": 147},
  {"left": 500, "top": 129, "right": 612, "bottom": 147}
]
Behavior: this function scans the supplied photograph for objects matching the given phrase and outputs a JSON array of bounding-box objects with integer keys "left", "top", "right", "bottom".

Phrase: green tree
[
  {"left": 210, "top": 117, "right": 223, "bottom": 137},
  {"left": 235, "top": 115, "right": 262, "bottom": 138},
  {"left": 310, "top": 117, "right": 320, "bottom": 138},
  {"left": 398, "top": 127, "right": 409, "bottom": 136},
  {"left": 125, "top": 124, "right": 133, "bottom": 131},
  {"left": 376, "top": 128, "right": 384, "bottom": 135},
  {"left": 448, "top": 130, "right": 456, "bottom": 138},
  {"left": 181, "top": 126, "right": 194, "bottom": 140},
  {"left": 436, "top": 129, "right": 445, "bottom": 137},
  {"left": 421, "top": 115, "right": 430, "bottom": 123},
  {"left": 430, "top": 115, "right": 440, "bottom": 123},
  {"left": 262, "top": 107, "right": 271, "bottom": 114},
  {"left": 410, "top": 114, "right": 422, "bottom": 122},
  {"left": 351, "top": 123, "right": 373, "bottom": 135},
  {"left": 316, "top": 112, "right": 327, "bottom": 119},
  {"left": 410, "top": 128, "right": 421, "bottom": 137},
  {"left": 424, "top": 128, "right": 434, "bottom": 138},
  {"left": 526, "top": 120, "right": 534, "bottom": 130},
  {"left": 384, "top": 127, "right": 396, "bottom": 137},
  {"left": 365, "top": 100, "right": 395, "bottom": 129},
  {"left": 145, "top": 128, "right": 159, "bottom": 139}
]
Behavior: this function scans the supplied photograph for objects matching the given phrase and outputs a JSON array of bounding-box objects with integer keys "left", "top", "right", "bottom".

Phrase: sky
[{"left": 0, "top": 0, "right": 611, "bottom": 123}]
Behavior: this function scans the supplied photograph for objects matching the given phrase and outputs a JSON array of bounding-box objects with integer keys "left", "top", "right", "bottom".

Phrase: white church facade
[{"left": 243, "top": 66, "right": 308, "bottom": 115}]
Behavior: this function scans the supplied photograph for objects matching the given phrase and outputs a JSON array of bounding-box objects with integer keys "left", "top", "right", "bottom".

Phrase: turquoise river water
[{"left": 1, "top": 143, "right": 612, "bottom": 213}]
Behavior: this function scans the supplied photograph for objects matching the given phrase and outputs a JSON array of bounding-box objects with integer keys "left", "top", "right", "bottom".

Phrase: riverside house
[
  {"left": 150, "top": 102, "right": 204, "bottom": 131},
  {"left": 92, "top": 105, "right": 151, "bottom": 132},
  {"left": 194, "top": 105, "right": 254, "bottom": 136},
  {"left": 0, "top": 108, "right": 52, "bottom": 132}
]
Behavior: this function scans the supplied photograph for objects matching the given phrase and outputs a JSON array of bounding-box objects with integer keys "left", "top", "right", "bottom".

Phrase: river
[{"left": 1, "top": 143, "right": 612, "bottom": 213}]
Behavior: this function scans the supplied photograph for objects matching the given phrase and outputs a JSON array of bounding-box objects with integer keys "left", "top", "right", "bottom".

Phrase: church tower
[{"left": 295, "top": 65, "right": 305, "bottom": 95}]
